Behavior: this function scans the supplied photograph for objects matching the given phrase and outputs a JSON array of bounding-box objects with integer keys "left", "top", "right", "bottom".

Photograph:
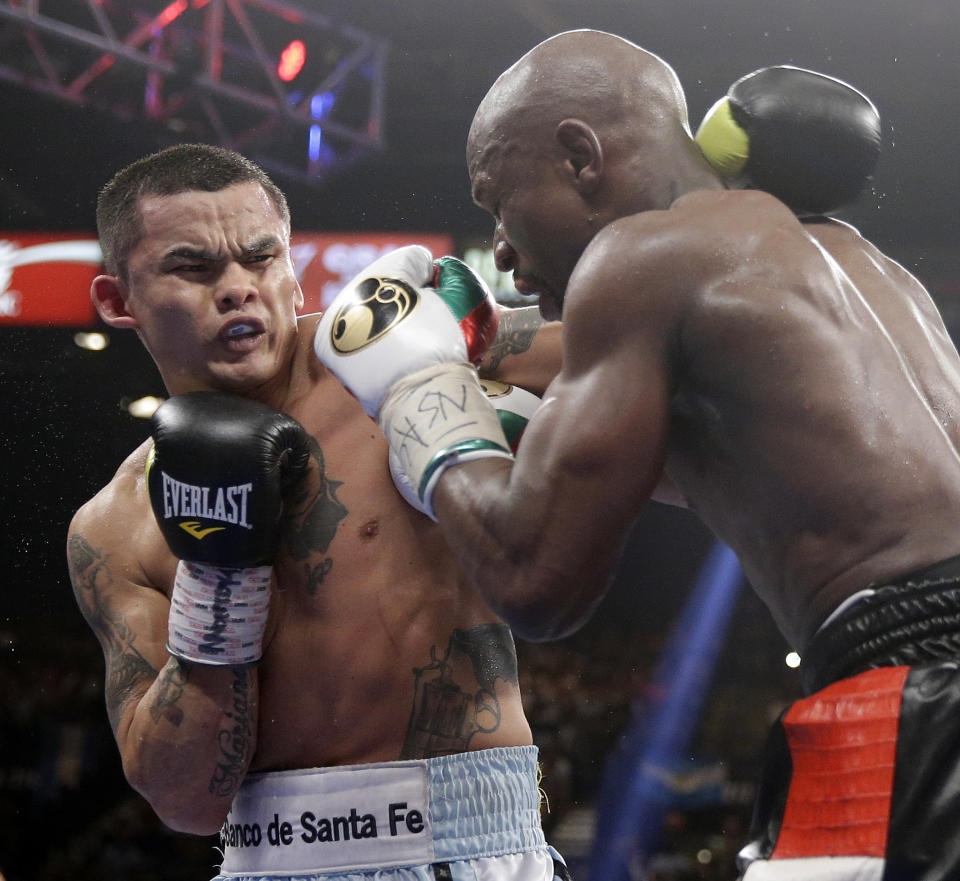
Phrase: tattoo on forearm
[
  {"left": 150, "top": 660, "right": 188, "bottom": 727},
  {"left": 67, "top": 534, "right": 157, "bottom": 730},
  {"left": 209, "top": 667, "right": 255, "bottom": 799},
  {"left": 483, "top": 309, "right": 542, "bottom": 374},
  {"left": 282, "top": 439, "right": 347, "bottom": 592},
  {"left": 401, "top": 623, "right": 519, "bottom": 758}
]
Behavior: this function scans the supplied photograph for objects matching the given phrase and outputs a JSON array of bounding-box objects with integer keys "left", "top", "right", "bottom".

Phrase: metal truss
[{"left": 0, "top": 0, "right": 388, "bottom": 183}]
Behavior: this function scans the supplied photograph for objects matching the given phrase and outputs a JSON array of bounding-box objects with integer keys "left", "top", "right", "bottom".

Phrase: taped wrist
[
  {"left": 167, "top": 561, "right": 272, "bottom": 665},
  {"left": 379, "top": 362, "right": 513, "bottom": 520}
]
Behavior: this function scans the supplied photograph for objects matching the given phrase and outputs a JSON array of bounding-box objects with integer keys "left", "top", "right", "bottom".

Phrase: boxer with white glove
[
  {"left": 146, "top": 392, "right": 311, "bottom": 665},
  {"left": 315, "top": 245, "right": 510, "bottom": 518}
]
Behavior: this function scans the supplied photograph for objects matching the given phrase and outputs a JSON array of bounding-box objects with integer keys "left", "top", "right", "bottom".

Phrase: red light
[
  {"left": 157, "top": 0, "right": 188, "bottom": 28},
  {"left": 278, "top": 40, "right": 306, "bottom": 82}
]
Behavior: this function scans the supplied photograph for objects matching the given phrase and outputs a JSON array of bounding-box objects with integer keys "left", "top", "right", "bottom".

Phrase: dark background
[{"left": 1, "top": 1, "right": 958, "bottom": 878}]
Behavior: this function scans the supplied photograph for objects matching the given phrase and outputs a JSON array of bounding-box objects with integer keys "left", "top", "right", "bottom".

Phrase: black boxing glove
[
  {"left": 146, "top": 392, "right": 311, "bottom": 665},
  {"left": 695, "top": 65, "right": 881, "bottom": 215}
]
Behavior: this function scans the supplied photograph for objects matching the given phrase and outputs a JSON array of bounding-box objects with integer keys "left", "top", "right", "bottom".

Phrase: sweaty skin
[
  {"left": 67, "top": 181, "right": 538, "bottom": 835},
  {"left": 433, "top": 30, "right": 960, "bottom": 652}
]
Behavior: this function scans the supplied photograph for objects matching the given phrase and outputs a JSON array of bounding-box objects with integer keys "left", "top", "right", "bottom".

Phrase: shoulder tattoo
[{"left": 67, "top": 534, "right": 157, "bottom": 731}]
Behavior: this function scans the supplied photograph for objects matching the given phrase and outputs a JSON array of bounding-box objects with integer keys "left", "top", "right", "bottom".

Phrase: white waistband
[{"left": 218, "top": 746, "right": 545, "bottom": 877}]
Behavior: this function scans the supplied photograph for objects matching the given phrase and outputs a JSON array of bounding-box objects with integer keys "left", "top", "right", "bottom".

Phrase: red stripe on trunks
[{"left": 771, "top": 665, "right": 908, "bottom": 859}]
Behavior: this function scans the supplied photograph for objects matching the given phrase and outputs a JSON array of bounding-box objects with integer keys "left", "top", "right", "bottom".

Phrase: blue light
[
  {"left": 310, "top": 91, "right": 335, "bottom": 120},
  {"left": 308, "top": 125, "right": 323, "bottom": 162}
]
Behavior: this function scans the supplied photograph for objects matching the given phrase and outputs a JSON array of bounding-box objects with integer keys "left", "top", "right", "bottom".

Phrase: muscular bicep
[
  {"left": 438, "top": 306, "right": 673, "bottom": 639},
  {"left": 514, "top": 327, "right": 672, "bottom": 562},
  {"left": 66, "top": 520, "right": 171, "bottom": 737},
  {"left": 436, "top": 219, "right": 685, "bottom": 638}
]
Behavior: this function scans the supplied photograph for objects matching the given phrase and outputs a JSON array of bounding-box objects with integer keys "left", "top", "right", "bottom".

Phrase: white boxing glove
[
  {"left": 314, "top": 245, "right": 499, "bottom": 413},
  {"left": 315, "top": 245, "right": 511, "bottom": 518}
]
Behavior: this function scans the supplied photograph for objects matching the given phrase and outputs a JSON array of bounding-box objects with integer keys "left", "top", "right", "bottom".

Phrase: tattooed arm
[
  {"left": 66, "top": 456, "right": 259, "bottom": 835},
  {"left": 477, "top": 306, "right": 562, "bottom": 395}
]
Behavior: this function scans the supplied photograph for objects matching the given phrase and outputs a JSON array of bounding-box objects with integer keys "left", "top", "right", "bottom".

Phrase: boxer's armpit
[{"left": 67, "top": 533, "right": 158, "bottom": 732}]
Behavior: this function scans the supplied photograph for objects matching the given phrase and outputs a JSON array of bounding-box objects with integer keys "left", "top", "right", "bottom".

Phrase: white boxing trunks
[{"left": 211, "top": 745, "right": 569, "bottom": 881}]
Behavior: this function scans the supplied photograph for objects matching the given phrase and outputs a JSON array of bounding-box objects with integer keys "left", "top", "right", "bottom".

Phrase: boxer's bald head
[
  {"left": 467, "top": 29, "right": 693, "bottom": 195},
  {"left": 467, "top": 30, "right": 717, "bottom": 317}
]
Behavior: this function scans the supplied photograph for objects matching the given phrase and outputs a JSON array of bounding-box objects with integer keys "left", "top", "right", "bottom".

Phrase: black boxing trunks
[{"left": 738, "top": 554, "right": 960, "bottom": 880}]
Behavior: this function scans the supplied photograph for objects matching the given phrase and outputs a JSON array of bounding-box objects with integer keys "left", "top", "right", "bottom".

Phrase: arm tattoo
[
  {"left": 401, "top": 623, "right": 519, "bottom": 758},
  {"left": 482, "top": 308, "right": 542, "bottom": 375},
  {"left": 209, "top": 666, "right": 255, "bottom": 799},
  {"left": 149, "top": 660, "right": 188, "bottom": 727},
  {"left": 281, "top": 438, "right": 348, "bottom": 594},
  {"left": 67, "top": 534, "right": 157, "bottom": 731}
]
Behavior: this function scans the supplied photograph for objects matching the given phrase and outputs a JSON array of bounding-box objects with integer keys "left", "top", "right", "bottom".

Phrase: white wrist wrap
[
  {"left": 379, "top": 362, "right": 513, "bottom": 520},
  {"left": 167, "top": 561, "right": 272, "bottom": 666}
]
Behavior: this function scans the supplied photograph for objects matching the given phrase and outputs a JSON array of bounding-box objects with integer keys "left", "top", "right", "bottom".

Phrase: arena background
[{"left": 1, "top": 1, "right": 957, "bottom": 879}]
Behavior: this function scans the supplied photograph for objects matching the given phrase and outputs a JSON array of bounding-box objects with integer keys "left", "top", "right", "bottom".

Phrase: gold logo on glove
[
  {"left": 179, "top": 521, "right": 227, "bottom": 540},
  {"left": 479, "top": 379, "right": 512, "bottom": 399},
  {"left": 329, "top": 276, "right": 419, "bottom": 353}
]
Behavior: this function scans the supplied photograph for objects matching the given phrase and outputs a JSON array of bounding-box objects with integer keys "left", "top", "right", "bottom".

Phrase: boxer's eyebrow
[
  {"left": 163, "top": 245, "right": 216, "bottom": 263},
  {"left": 161, "top": 236, "right": 280, "bottom": 264},
  {"left": 240, "top": 236, "right": 280, "bottom": 255}
]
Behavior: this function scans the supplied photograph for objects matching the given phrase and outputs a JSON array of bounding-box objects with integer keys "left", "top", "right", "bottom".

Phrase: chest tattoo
[{"left": 281, "top": 438, "right": 348, "bottom": 593}]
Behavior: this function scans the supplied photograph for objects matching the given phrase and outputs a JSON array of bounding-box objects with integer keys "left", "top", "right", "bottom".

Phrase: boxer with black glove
[
  {"left": 69, "top": 143, "right": 564, "bottom": 877},
  {"left": 147, "top": 392, "right": 311, "bottom": 665}
]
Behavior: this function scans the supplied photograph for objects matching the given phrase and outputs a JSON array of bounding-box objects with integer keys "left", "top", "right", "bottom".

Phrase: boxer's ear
[
  {"left": 555, "top": 118, "right": 603, "bottom": 195},
  {"left": 91, "top": 274, "right": 139, "bottom": 329}
]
